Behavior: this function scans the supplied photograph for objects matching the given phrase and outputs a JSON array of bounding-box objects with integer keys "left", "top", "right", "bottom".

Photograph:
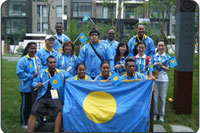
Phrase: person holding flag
[
  {"left": 58, "top": 41, "right": 78, "bottom": 77},
  {"left": 121, "top": 58, "right": 146, "bottom": 80},
  {"left": 153, "top": 40, "right": 171, "bottom": 122},
  {"left": 78, "top": 29, "right": 114, "bottom": 79},
  {"left": 114, "top": 42, "right": 129, "bottom": 76},
  {"left": 36, "top": 35, "right": 60, "bottom": 70},
  {"left": 53, "top": 23, "right": 71, "bottom": 53},
  {"left": 133, "top": 41, "right": 154, "bottom": 79},
  {"left": 27, "top": 55, "right": 66, "bottom": 132},
  {"left": 16, "top": 42, "right": 41, "bottom": 129}
]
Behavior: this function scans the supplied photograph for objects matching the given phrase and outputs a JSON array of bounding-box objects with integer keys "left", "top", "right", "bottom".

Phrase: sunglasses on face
[{"left": 48, "top": 38, "right": 55, "bottom": 41}]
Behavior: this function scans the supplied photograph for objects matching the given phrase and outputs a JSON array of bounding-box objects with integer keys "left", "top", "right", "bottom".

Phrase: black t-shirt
[{"left": 43, "top": 71, "right": 55, "bottom": 98}]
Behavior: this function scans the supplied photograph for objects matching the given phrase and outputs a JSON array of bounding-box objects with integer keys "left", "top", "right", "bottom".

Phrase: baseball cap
[{"left": 45, "top": 35, "right": 55, "bottom": 40}]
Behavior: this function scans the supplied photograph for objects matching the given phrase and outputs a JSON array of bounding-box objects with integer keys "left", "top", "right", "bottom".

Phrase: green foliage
[{"left": 16, "top": 46, "right": 24, "bottom": 55}]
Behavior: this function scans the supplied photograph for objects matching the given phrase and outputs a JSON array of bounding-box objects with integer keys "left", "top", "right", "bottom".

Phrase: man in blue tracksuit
[
  {"left": 27, "top": 55, "right": 66, "bottom": 132},
  {"left": 128, "top": 24, "right": 155, "bottom": 58},
  {"left": 78, "top": 29, "right": 114, "bottom": 79},
  {"left": 102, "top": 29, "right": 119, "bottom": 59},
  {"left": 36, "top": 35, "right": 60, "bottom": 70},
  {"left": 54, "top": 23, "right": 71, "bottom": 53}
]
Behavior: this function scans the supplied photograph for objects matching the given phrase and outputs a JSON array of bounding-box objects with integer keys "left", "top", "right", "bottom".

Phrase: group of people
[{"left": 16, "top": 22, "right": 172, "bottom": 132}]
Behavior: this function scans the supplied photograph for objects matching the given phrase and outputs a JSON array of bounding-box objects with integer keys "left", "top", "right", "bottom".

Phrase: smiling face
[
  {"left": 55, "top": 24, "right": 63, "bottom": 35},
  {"left": 108, "top": 29, "right": 115, "bottom": 41},
  {"left": 100, "top": 63, "right": 110, "bottom": 79},
  {"left": 119, "top": 44, "right": 127, "bottom": 55},
  {"left": 45, "top": 37, "right": 55, "bottom": 49},
  {"left": 137, "top": 43, "right": 146, "bottom": 55},
  {"left": 28, "top": 44, "right": 37, "bottom": 57},
  {"left": 77, "top": 65, "right": 86, "bottom": 79},
  {"left": 64, "top": 43, "right": 72, "bottom": 54},
  {"left": 158, "top": 41, "right": 165, "bottom": 53},
  {"left": 136, "top": 25, "right": 145, "bottom": 37}
]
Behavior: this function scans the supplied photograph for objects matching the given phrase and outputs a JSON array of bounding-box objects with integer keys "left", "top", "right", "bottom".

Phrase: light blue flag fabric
[
  {"left": 168, "top": 56, "right": 177, "bottom": 68},
  {"left": 78, "top": 32, "right": 88, "bottom": 43},
  {"left": 109, "top": 72, "right": 122, "bottom": 86},
  {"left": 29, "top": 60, "right": 34, "bottom": 73},
  {"left": 62, "top": 79, "right": 153, "bottom": 132},
  {"left": 148, "top": 62, "right": 154, "bottom": 73},
  {"left": 83, "top": 13, "right": 89, "bottom": 21},
  {"left": 49, "top": 75, "right": 62, "bottom": 89}
]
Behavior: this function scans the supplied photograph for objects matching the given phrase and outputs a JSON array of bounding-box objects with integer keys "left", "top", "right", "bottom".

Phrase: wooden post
[{"left": 173, "top": 0, "right": 196, "bottom": 114}]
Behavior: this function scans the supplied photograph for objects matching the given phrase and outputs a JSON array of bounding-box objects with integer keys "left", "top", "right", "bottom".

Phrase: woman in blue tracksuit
[
  {"left": 94, "top": 61, "right": 112, "bottom": 80},
  {"left": 16, "top": 42, "right": 41, "bottom": 129},
  {"left": 68, "top": 63, "right": 92, "bottom": 80},
  {"left": 58, "top": 41, "right": 77, "bottom": 77},
  {"left": 114, "top": 42, "right": 129, "bottom": 76},
  {"left": 153, "top": 40, "right": 170, "bottom": 122}
]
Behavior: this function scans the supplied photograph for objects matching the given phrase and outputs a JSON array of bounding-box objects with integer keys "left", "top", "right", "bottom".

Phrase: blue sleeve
[
  {"left": 106, "top": 46, "right": 115, "bottom": 72},
  {"left": 32, "top": 71, "right": 42, "bottom": 88},
  {"left": 35, "top": 50, "right": 46, "bottom": 69},
  {"left": 78, "top": 46, "right": 86, "bottom": 64},
  {"left": 148, "top": 38, "right": 155, "bottom": 58},
  {"left": 128, "top": 38, "right": 134, "bottom": 54},
  {"left": 57, "top": 54, "right": 63, "bottom": 69},
  {"left": 16, "top": 58, "right": 33, "bottom": 81}
]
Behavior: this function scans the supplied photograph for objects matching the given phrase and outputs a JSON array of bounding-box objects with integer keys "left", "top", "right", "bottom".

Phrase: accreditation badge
[{"left": 50, "top": 89, "right": 59, "bottom": 99}]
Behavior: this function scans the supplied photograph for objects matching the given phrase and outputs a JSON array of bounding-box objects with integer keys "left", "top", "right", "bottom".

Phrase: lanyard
[
  {"left": 56, "top": 34, "right": 64, "bottom": 45},
  {"left": 62, "top": 55, "right": 73, "bottom": 70}
]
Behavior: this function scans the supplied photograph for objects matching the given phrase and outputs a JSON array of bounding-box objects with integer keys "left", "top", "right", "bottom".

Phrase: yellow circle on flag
[
  {"left": 113, "top": 76, "right": 118, "bottom": 81},
  {"left": 150, "top": 64, "right": 152, "bottom": 68},
  {"left": 81, "top": 35, "right": 84, "bottom": 39},
  {"left": 171, "top": 59, "right": 175, "bottom": 63},
  {"left": 83, "top": 91, "right": 117, "bottom": 123},
  {"left": 30, "top": 64, "right": 32, "bottom": 68},
  {"left": 129, "top": 56, "right": 132, "bottom": 59},
  {"left": 85, "top": 16, "right": 87, "bottom": 20},
  {"left": 52, "top": 80, "right": 57, "bottom": 84}
]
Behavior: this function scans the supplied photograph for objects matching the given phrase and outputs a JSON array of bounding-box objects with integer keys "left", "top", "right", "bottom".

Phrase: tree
[{"left": 148, "top": 0, "right": 176, "bottom": 43}]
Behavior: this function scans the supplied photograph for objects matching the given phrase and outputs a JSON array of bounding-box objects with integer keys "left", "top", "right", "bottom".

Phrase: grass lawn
[{"left": 1, "top": 54, "right": 199, "bottom": 132}]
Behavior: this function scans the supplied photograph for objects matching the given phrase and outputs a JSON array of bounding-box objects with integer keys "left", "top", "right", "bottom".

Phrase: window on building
[
  {"left": 42, "top": 6, "right": 47, "bottom": 17},
  {"left": 57, "top": 6, "right": 62, "bottom": 17},
  {"left": 3, "top": 19, "right": 26, "bottom": 34},
  {"left": 72, "top": 2, "right": 91, "bottom": 17},
  {"left": 64, "top": 6, "right": 67, "bottom": 14},
  {"left": 43, "top": 22, "right": 48, "bottom": 33},
  {"left": 8, "top": 1, "right": 26, "bottom": 16},
  {"left": 125, "top": 5, "right": 143, "bottom": 19},
  {"left": 103, "top": 7, "right": 108, "bottom": 18}
]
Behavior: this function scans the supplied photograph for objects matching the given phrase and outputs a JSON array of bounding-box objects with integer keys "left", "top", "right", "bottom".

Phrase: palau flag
[
  {"left": 109, "top": 72, "right": 122, "bottom": 86},
  {"left": 83, "top": 13, "right": 89, "bottom": 21},
  {"left": 78, "top": 32, "right": 88, "bottom": 43},
  {"left": 62, "top": 79, "right": 153, "bottom": 132},
  {"left": 126, "top": 53, "right": 134, "bottom": 60},
  {"left": 29, "top": 60, "right": 34, "bottom": 73},
  {"left": 49, "top": 75, "right": 61, "bottom": 89},
  {"left": 168, "top": 56, "right": 178, "bottom": 68},
  {"left": 148, "top": 62, "right": 154, "bottom": 73}
]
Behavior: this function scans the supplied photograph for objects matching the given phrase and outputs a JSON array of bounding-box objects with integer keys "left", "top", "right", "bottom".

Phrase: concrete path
[
  {"left": 2, "top": 56, "right": 20, "bottom": 62},
  {"left": 154, "top": 124, "right": 194, "bottom": 132}
]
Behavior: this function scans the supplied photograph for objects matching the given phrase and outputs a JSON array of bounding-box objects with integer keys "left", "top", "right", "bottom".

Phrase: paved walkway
[
  {"left": 154, "top": 124, "right": 195, "bottom": 132},
  {"left": 2, "top": 56, "right": 20, "bottom": 62}
]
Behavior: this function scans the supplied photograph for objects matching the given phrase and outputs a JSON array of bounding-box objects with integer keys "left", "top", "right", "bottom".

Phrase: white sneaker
[
  {"left": 153, "top": 115, "right": 157, "bottom": 121},
  {"left": 159, "top": 116, "right": 165, "bottom": 122},
  {"left": 22, "top": 125, "right": 27, "bottom": 129}
]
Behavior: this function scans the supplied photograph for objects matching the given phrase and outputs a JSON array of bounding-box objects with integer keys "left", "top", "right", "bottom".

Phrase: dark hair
[
  {"left": 55, "top": 22, "right": 62, "bottom": 26},
  {"left": 114, "top": 42, "right": 129, "bottom": 64},
  {"left": 47, "top": 55, "right": 56, "bottom": 63},
  {"left": 100, "top": 61, "right": 110, "bottom": 68},
  {"left": 89, "top": 29, "right": 100, "bottom": 37},
  {"left": 157, "top": 40, "right": 166, "bottom": 45},
  {"left": 125, "top": 58, "right": 135, "bottom": 66},
  {"left": 137, "top": 41, "right": 146, "bottom": 47},
  {"left": 22, "top": 42, "right": 37, "bottom": 57},
  {"left": 62, "top": 41, "right": 74, "bottom": 56},
  {"left": 75, "top": 63, "right": 86, "bottom": 72},
  {"left": 136, "top": 24, "right": 145, "bottom": 29}
]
